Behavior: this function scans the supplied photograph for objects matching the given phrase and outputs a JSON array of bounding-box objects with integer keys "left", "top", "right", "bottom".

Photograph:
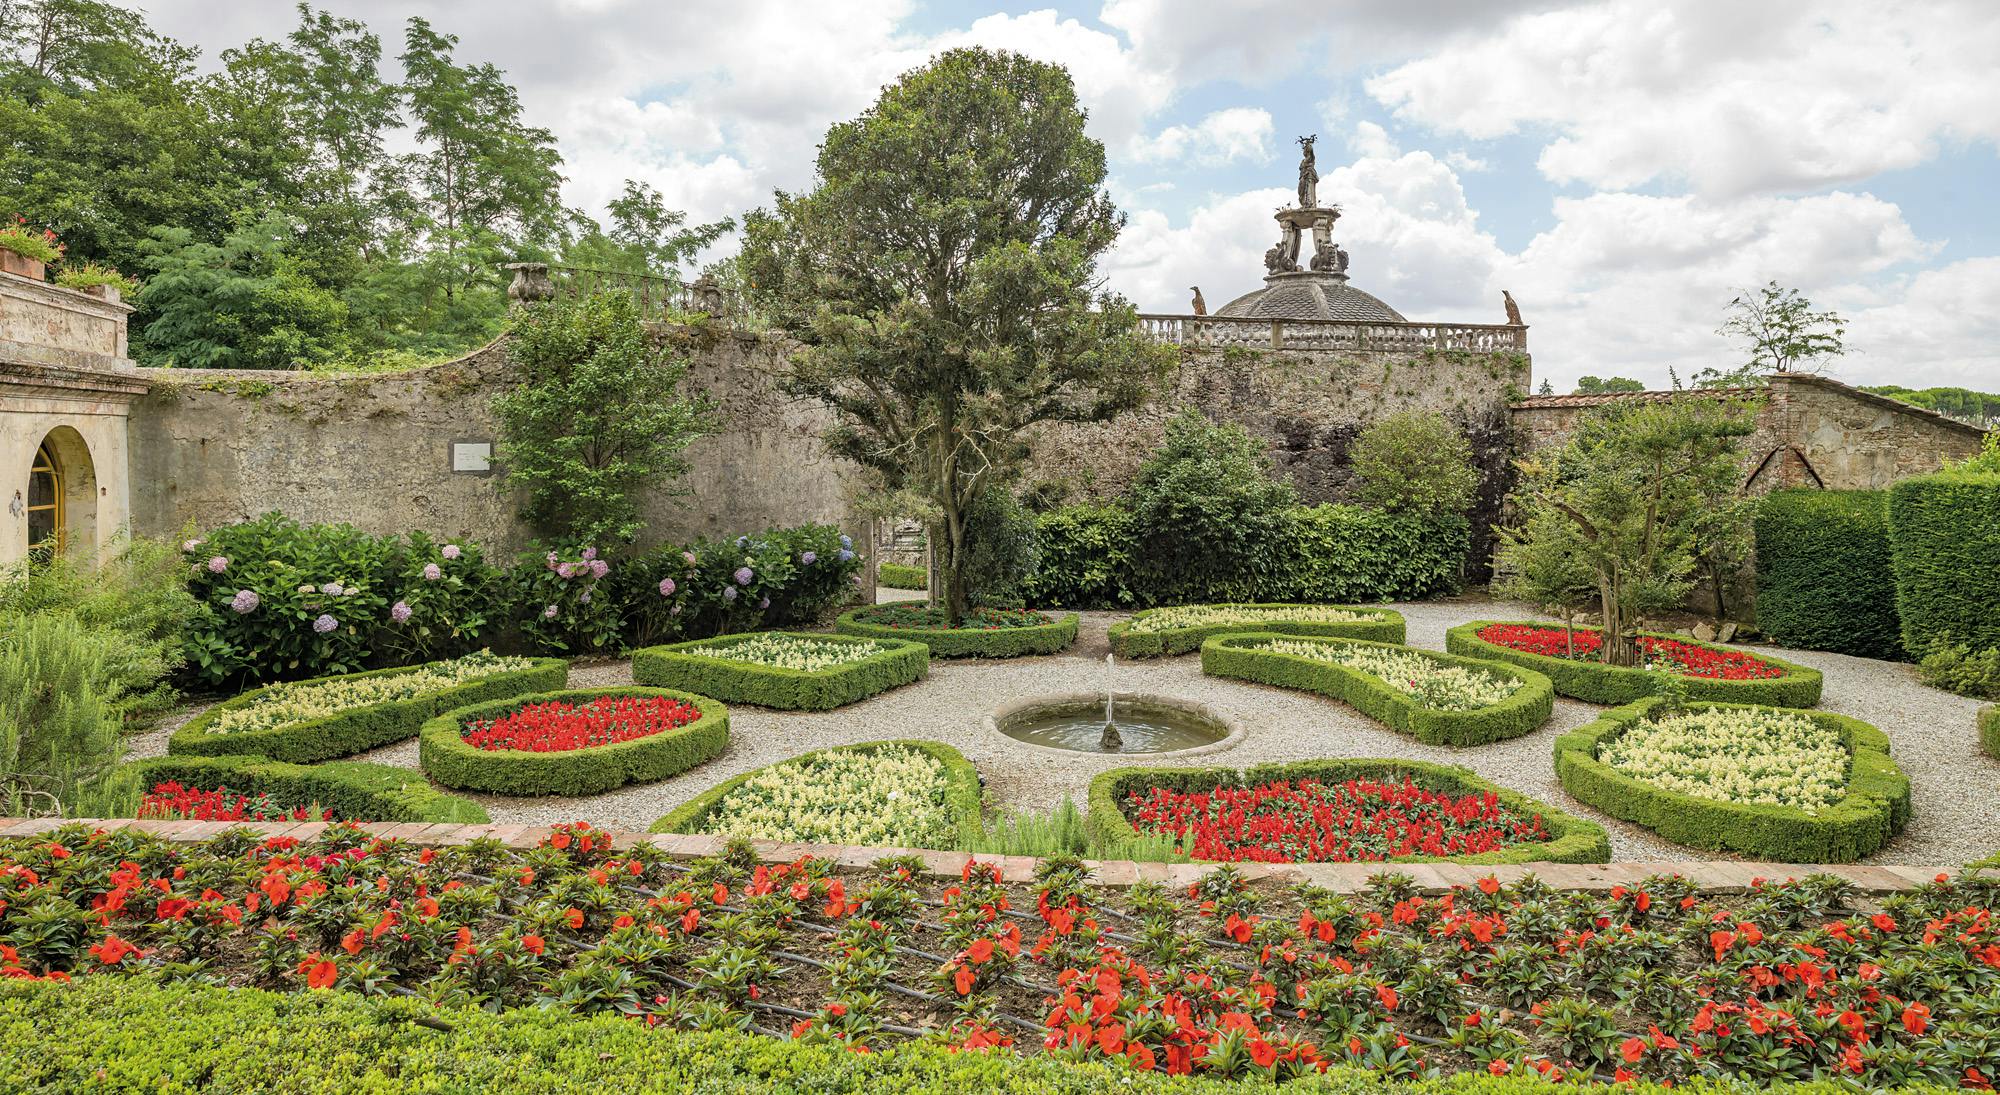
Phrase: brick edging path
[{"left": 1, "top": 817, "right": 1986, "bottom": 895}]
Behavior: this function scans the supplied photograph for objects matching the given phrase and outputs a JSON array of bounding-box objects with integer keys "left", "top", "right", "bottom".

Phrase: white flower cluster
[
  {"left": 209, "top": 651, "right": 536, "bottom": 736},
  {"left": 697, "top": 745, "right": 954, "bottom": 847},
  {"left": 1128, "top": 604, "right": 1380, "bottom": 635},
  {"left": 1598, "top": 707, "right": 1848, "bottom": 813},
  {"left": 1257, "top": 638, "right": 1519, "bottom": 711},
  {"left": 689, "top": 634, "right": 887, "bottom": 672}
]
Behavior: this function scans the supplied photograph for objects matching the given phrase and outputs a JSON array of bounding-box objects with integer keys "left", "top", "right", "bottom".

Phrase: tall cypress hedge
[
  {"left": 1887, "top": 470, "right": 2000, "bottom": 656},
  {"left": 1754, "top": 489, "right": 1902, "bottom": 660}
]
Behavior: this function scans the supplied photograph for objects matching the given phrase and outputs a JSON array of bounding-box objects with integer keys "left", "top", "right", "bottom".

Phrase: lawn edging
[
  {"left": 418, "top": 687, "right": 728, "bottom": 797},
  {"left": 1108, "top": 604, "right": 1406, "bottom": 658},
  {"left": 632, "top": 632, "right": 927, "bottom": 710},
  {"left": 1445, "top": 621, "right": 1824, "bottom": 707}
]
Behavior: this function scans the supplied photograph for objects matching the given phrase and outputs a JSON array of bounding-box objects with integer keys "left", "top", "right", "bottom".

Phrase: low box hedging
[
  {"left": 117, "top": 754, "right": 489, "bottom": 823},
  {"left": 168, "top": 657, "right": 569, "bottom": 764},
  {"left": 1445, "top": 621, "right": 1824, "bottom": 707},
  {"left": 651, "top": 738, "right": 984, "bottom": 849},
  {"left": 878, "top": 562, "right": 928, "bottom": 590},
  {"left": 418, "top": 687, "right": 727, "bottom": 797},
  {"left": 1982, "top": 704, "right": 2000, "bottom": 758},
  {"left": 632, "top": 632, "right": 927, "bottom": 710},
  {"left": 1201, "top": 634, "right": 1554, "bottom": 746},
  {"left": 1108, "top": 604, "right": 1406, "bottom": 658},
  {"left": 1085, "top": 757, "right": 1610, "bottom": 864},
  {"left": 1888, "top": 468, "right": 2000, "bottom": 657},
  {"left": 1754, "top": 489, "right": 1903, "bottom": 660},
  {"left": 1553, "top": 698, "right": 1910, "bottom": 862},
  {"left": 834, "top": 606, "right": 1078, "bottom": 658}
]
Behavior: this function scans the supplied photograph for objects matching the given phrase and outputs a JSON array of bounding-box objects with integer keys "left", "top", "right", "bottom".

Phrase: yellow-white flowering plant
[
  {"left": 689, "top": 634, "right": 888, "bottom": 672},
  {"left": 1128, "top": 604, "right": 1382, "bottom": 634},
  {"left": 210, "top": 651, "right": 536, "bottom": 736},
  {"left": 1598, "top": 707, "right": 1848, "bottom": 812},
  {"left": 696, "top": 746, "right": 954, "bottom": 847},
  {"left": 1257, "top": 638, "right": 1519, "bottom": 711}
]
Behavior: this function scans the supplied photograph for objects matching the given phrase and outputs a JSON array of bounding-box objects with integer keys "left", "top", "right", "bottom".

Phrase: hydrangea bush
[{"left": 623, "top": 524, "right": 862, "bottom": 646}]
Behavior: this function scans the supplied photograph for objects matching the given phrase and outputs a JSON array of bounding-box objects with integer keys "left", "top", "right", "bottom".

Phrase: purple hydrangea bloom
[
  {"left": 837, "top": 549, "right": 854, "bottom": 562},
  {"left": 658, "top": 578, "right": 677, "bottom": 597},
  {"left": 588, "top": 559, "right": 610, "bottom": 579},
  {"left": 543, "top": 604, "right": 559, "bottom": 619},
  {"left": 312, "top": 614, "right": 338, "bottom": 634},
  {"left": 722, "top": 586, "right": 738, "bottom": 602},
  {"left": 556, "top": 562, "right": 580, "bottom": 579},
  {"left": 758, "top": 596, "right": 770, "bottom": 610},
  {"left": 391, "top": 600, "right": 412, "bottom": 623},
  {"left": 839, "top": 534, "right": 852, "bottom": 549},
  {"left": 579, "top": 590, "right": 593, "bottom": 604},
  {"left": 682, "top": 551, "right": 698, "bottom": 567},
  {"left": 182, "top": 538, "right": 203, "bottom": 553},
  {"left": 734, "top": 566, "right": 753, "bottom": 585},
  {"left": 207, "top": 555, "right": 230, "bottom": 574},
  {"left": 422, "top": 563, "right": 442, "bottom": 581},
  {"left": 441, "top": 544, "right": 461, "bottom": 560},
  {"left": 670, "top": 604, "right": 682, "bottom": 616},
  {"left": 545, "top": 551, "right": 560, "bottom": 570},
  {"left": 320, "top": 581, "right": 343, "bottom": 596},
  {"left": 581, "top": 547, "right": 598, "bottom": 561},
  {"left": 800, "top": 551, "right": 817, "bottom": 565},
  {"left": 230, "top": 589, "right": 260, "bottom": 615}
]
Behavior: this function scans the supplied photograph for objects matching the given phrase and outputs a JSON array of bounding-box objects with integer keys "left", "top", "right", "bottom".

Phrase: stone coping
[{"left": 4, "top": 817, "right": 1988, "bottom": 896}]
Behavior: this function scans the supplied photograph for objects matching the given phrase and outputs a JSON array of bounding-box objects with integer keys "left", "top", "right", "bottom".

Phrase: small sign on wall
[{"left": 451, "top": 440, "right": 494, "bottom": 475}]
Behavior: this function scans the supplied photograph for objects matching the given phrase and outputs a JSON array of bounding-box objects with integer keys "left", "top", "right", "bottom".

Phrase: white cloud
[
  {"left": 1129, "top": 108, "right": 1276, "bottom": 166},
  {"left": 1445, "top": 150, "right": 1489, "bottom": 173}
]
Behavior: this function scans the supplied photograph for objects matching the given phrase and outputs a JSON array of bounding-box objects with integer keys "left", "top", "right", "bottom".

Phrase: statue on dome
[{"left": 1296, "top": 134, "right": 1319, "bottom": 208}]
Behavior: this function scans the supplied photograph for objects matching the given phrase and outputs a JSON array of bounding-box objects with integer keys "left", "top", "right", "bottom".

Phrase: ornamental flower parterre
[
  {"left": 207, "top": 651, "right": 536, "bottom": 737},
  {"left": 1598, "top": 707, "right": 1850, "bottom": 812},
  {"left": 851, "top": 604, "right": 1050, "bottom": 631},
  {"left": 459, "top": 695, "right": 702, "bottom": 753},
  {"left": 696, "top": 746, "right": 956, "bottom": 847},
  {"left": 1476, "top": 624, "right": 1784, "bottom": 680},
  {"left": 1255, "top": 639, "right": 1519, "bottom": 711},
  {"left": 1128, "top": 605, "right": 1383, "bottom": 635},
  {"left": 688, "top": 634, "right": 887, "bottom": 672}
]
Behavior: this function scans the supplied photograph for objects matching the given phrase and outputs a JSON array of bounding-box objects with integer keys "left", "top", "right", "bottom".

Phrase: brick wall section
[{"left": 1, "top": 816, "right": 1979, "bottom": 896}]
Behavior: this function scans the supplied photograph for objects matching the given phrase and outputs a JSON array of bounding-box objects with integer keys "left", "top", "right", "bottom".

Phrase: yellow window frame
[{"left": 28, "top": 440, "right": 62, "bottom": 555}]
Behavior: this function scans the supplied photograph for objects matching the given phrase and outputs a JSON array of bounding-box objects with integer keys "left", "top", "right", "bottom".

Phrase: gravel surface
[{"left": 129, "top": 595, "right": 2000, "bottom": 865}]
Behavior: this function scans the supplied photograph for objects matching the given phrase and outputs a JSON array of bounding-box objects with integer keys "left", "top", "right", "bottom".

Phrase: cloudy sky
[{"left": 123, "top": 0, "right": 2000, "bottom": 392}]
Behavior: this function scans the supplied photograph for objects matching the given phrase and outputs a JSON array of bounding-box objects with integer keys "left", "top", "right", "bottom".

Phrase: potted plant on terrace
[
  {"left": 54, "top": 261, "right": 139, "bottom": 304},
  {"left": 0, "top": 216, "right": 64, "bottom": 281}
]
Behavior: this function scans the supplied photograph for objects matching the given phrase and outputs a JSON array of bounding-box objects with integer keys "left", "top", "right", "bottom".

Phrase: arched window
[{"left": 27, "top": 440, "right": 62, "bottom": 557}]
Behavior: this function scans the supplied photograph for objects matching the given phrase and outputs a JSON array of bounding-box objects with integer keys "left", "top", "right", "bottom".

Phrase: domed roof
[{"left": 1215, "top": 272, "right": 1406, "bottom": 323}]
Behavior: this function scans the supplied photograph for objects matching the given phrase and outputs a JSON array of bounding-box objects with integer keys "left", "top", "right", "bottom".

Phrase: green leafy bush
[
  {"left": 834, "top": 604, "right": 1077, "bottom": 658},
  {"left": 620, "top": 524, "right": 863, "bottom": 647},
  {"left": 1020, "top": 504, "right": 1134, "bottom": 607},
  {"left": 1553, "top": 698, "right": 1909, "bottom": 862},
  {"left": 112, "top": 753, "right": 488, "bottom": 823},
  {"left": 633, "top": 632, "right": 926, "bottom": 710},
  {"left": 878, "top": 562, "right": 927, "bottom": 590},
  {"left": 1350, "top": 410, "right": 1479, "bottom": 515},
  {"left": 419, "top": 687, "right": 727, "bottom": 796},
  {"left": 1201, "top": 634, "right": 1554, "bottom": 746},
  {"left": 1446, "top": 621, "right": 1824, "bottom": 707},
  {"left": 505, "top": 542, "right": 623, "bottom": 655},
  {"left": 0, "top": 615, "right": 127, "bottom": 816},
  {"left": 1754, "top": 490, "right": 1901, "bottom": 659},
  {"left": 1887, "top": 468, "right": 2000, "bottom": 658},
  {"left": 1108, "top": 603, "right": 1405, "bottom": 658},
  {"left": 1919, "top": 642, "right": 2000, "bottom": 699},
  {"left": 958, "top": 487, "right": 1041, "bottom": 607},
  {"left": 1123, "top": 409, "right": 1298, "bottom": 605},
  {"left": 0, "top": 538, "right": 195, "bottom": 725},
  {"left": 1982, "top": 704, "right": 1999, "bottom": 758}
]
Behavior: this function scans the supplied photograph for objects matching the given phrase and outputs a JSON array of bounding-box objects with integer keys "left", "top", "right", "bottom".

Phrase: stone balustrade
[{"left": 1138, "top": 313, "right": 1528, "bottom": 353}]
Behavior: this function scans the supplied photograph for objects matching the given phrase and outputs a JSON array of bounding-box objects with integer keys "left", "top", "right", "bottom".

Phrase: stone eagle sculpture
[
  {"left": 1189, "top": 286, "right": 1207, "bottom": 316},
  {"left": 1502, "top": 290, "right": 1523, "bottom": 326}
]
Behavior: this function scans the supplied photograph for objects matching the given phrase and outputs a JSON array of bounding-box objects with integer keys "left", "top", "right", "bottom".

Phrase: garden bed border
[
  {"left": 632, "top": 632, "right": 927, "bottom": 710},
  {"left": 1445, "top": 621, "right": 1824, "bottom": 706},
  {"left": 118, "top": 754, "right": 490, "bottom": 824},
  {"left": 1108, "top": 603, "right": 1406, "bottom": 658},
  {"left": 834, "top": 606, "right": 1078, "bottom": 658},
  {"left": 418, "top": 687, "right": 729, "bottom": 797}
]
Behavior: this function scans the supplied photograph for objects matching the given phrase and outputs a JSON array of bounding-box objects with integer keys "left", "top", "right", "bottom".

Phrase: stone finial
[
  {"left": 504, "top": 262, "right": 555, "bottom": 305},
  {"left": 1189, "top": 286, "right": 1207, "bottom": 316},
  {"left": 690, "top": 274, "right": 726, "bottom": 315},
  {"left": 1502, "top": 290, "right": 1524, "bottom": 326}
]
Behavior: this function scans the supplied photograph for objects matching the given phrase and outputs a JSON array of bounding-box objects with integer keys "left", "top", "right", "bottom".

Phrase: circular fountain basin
[{"left": 986, "top": 693, "right": 1244, "bottom": 757}]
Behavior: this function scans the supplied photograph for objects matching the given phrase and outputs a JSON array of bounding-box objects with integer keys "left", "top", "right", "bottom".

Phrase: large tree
[
  {"left": 1697, "top": 280, "right": 1847, "bottom": 388},
  {"left": 741, "top": 48, "right": 1170, "bottom": 622}
]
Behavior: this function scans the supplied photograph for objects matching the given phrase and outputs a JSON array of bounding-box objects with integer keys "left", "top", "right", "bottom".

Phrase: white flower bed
[
  {"left": 1257, "top": 638, "right": 1519, "bottom": 711},
  {"left": 209, "top": 651, "right": 535, "bottom": 736},
  {"left": 695, "top": 745, "right": 954, "bottom": 847},
  {"left": 1597, "top": 707, "right": 1849, "bottom": 812},
  {"left": 1129, "top": 604, "right": 1381, "bottom": 635},
  {"left": 688, "top": 634, "right": 887, "bottom": 672}
]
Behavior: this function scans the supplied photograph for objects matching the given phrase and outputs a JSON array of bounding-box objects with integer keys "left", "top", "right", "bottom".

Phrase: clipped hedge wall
[
  {"left": 1201, "top": 634, "right": 1554, "bottom": 746},
  {"left": 1445, "top": 621, "right": 1824, "bottom": 707},
  {"left": 650, "top": 739, "right": 984, "bottom": 850},
  {"left": 168, "top": 658, "right": 569, "bottom": 764},
  {"left": 118, "top": 754, "right": 489, "bottom": 823},
  {"left": 632, "top": 632, "right": 927, "bottom": 710},
  {"left": 418, "top": 688, "right": 727, "bottom": 797},
  {"left": 1108, "top": 604, "right": 1406, "bottom": 659},
  {"left": 1981, "top": 704, "right": 1999, "bottom": 759},
  {"left": 1086, "top": 757, "right": 1609, "bottom": 865},
  {"left": 834, "top": 607, "right": 1078, "bottom": 659},
  {"left": 1888, "top": 469, "right": 2000, "bottom": 657},
  {"left": 1754, "top": 489, "right": 1902, "bottom": 660},
  {"left": 1553, "top": 698, "right": 1910, "bottom": 862},
  {"left": 877, "top": 563, "right": 928, "bottom": 590}
]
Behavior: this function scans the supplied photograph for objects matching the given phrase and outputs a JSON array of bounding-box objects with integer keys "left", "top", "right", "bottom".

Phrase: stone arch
[{"left": 25, "top": 425, "right": 97, "bottom": 560}]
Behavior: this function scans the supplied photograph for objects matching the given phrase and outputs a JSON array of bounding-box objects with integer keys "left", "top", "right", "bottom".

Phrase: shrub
[
  {"left": 878, "top": 562, "right": 928, "bottom": 590},
  {"left": 1553, "top": 698, "right": 1909, "bottom": 862},
  {"left": 0, "top": 614, "right": 126, "bottom": 816},
  {"left": 1086, "top": 757, "right": 1609, "bottom": 864},
  {"left": 169, "top": 655, "right": 567, "bottom": 764},
  {"left": 1887, "top": 468, "right": 2000, "bottom": 658},
  {"left": 1123, "top": 409, "right": 1298, "bottom": 605},
  {"left": 1918, "top": 641, "right": 2000, "bottom": 699},
  {"left": 621, "top": 524, "right": 863, "bottom": 647},
  {"left": 1983, "top": 704, "right": 2000, "bottom": 758},
  {"left": 419, "top": 688, "right": 727, "bottom": 796},
  {"left": 1107, "top": 604, "right": 1406, "bottom": 658},
  {"left": 112, "top": 754, "right": 488, "bottom": 823},
  {"left": 1201, "top": 634, "right": 1554, "bottom": 746},
  {"left": 650, "top": 739, "right": 983, "bottom": 849},
  {"left": 958, "top": 488, "right": 1041, "bottom": 607},
  {"left": 1446, "top": 621, "right": 1824, "bottom": 707},
  {"left": 506, "top": 542, "right": 622, "bottom": 655},
  {"left": 1349, "top": 410, "right": 1479, "bottom": 515},
  {"left": 633, "top": 632, "right": 927, "bottom": 710},
  {"left": 1020, "top": 504, "right": 1133, "bottom": 607},
  {"left": 835, "top": 604, "right": 1077, "bottom": 658},
  {"left": 1754, "top": 490, "right": 1901, "bottom": 659},
  {"left": 0, "top": 537, "right": 195, "bottom": 725}
]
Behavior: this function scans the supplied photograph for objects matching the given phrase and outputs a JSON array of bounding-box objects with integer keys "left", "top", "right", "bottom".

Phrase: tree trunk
[
  {"left": 935, "top": 496, "right": 970, "bottom": 628},
  {"left": 1599, "top": 578, "right": 1641, "bottom": 667}
]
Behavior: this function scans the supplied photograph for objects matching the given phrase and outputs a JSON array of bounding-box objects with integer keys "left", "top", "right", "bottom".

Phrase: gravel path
[{"left": 129, "top": 596, "right": 2000, "bottom": 865}]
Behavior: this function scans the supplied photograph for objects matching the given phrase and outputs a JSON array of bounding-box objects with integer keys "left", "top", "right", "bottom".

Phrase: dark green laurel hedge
[
  {"left": 632, "top": 632, "right": 927, "bottom": 710},
  {"left": 1888, "top": 469, "right": 2000, "bottom": 658},
  {"left": 1754, "top": 489, "right": 1902, "bottom": 660},
  {"left": 418, "top": 687, "right": 727, "bottom": 797}
]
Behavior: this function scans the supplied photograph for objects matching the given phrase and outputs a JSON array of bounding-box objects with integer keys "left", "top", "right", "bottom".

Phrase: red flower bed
[
  {"left": 139, "top": 781, "right": 328, "bottom": 823},
  {"left": 1122, "top": 777, "right": 1550, "bottom": 863},
  {"left": 460, "top": 695, "right": 702, "bottom": 753},
  {"left": 1476, "top": 624, "right": 1783, "bottom": 681}
]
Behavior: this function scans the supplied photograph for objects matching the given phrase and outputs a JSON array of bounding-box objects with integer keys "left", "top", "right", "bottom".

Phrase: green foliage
[
  {"left": 1447, "top": 621, "right": 1824, "bottom": 707},
  {"left": 1708, "top": 280, "right": 1847, "bottom": 383},
  {"left": 1887, "top": 468, "right": 2000, "bottom": 662},
  {"left": 1019, "top": 504, "right": 1133, "bottom": 607},
  {"left": 1493, "top": 507, "right": 1596, "bottom": 632},
  {"left": 966, "top": 798, "right": 1191, "bottom": 861},
  {"left": 957, "top": 488, "right": 1040, "bottom": 608},
  {"left": 1863, "top": 384, "right": 2000, "bottom": 425},
  {"left": 1349, "top": 411, "right": 1479, "bottom": 515},
  {"left": 418, "top": 687, "right": 728, "bottom": 796},
  {"left": 1108, "top": 605, "right": 1406, "bottom": 659},
  {"left": 0, "top": 614, "right": 124, "bottom": 817},
  {"left": 493, "top": 293, "right": 716, "bottom": 544},
  {"left": 133, "top": 217, "right": 352, "bottom": 369},
  {"left": 633, "top": 633, "right": 927, "bottom": 711},
  {"left": 1917, "top": 643, "right": 2000, "bottom": 701},
  {"left": 1125, "top": 410, "right": 1298, "bottom": 605},
  {"left": 51, "top": 259, "right": 135, "bottom": 293},
  {"left": 561, "top": 179, "right": 733, "bottom": 280},
  {"left": 112, "top": 753, "right": 488, "bottom": 823},
  {"left": 0, "top": 537, "right": 195, "bottom": 724},
  {"left": 1754, "top": 490, "right": 1902, "bottom": 659},
  {"left": 1087, "top": 758, "right": 1610, "bottom": 865},
  {"left": 1554, "top": 699, "right": 1909, "bottom": 862},
  {"left": 878, "top": 563, "right": 928, "bottom": 590},
  {"left": 1981, "top": 705, "right": 1999, "bottom": 758},
  {"left": 504, "top": 542, "right": 622, "bottom": 656},
  {"left": 619, "top": 525, "right": 866, "bottom": 647},
  {"left": 1200, "top": 634, "right": 1555, "bottom": 747},
  {"left": 1574, "top": 376, "right": 1645, "bottom": 394},
  {"left": 168, "top": 657, "right": 567, "bottom": 765},
  {"left": 834, "top": 605, "right": 1078, "bottom": 658}
]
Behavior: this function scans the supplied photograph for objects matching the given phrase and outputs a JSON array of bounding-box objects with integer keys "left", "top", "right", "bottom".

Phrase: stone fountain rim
[{"left": 983, "top": 691, "right": 1247, "bottom": 760}]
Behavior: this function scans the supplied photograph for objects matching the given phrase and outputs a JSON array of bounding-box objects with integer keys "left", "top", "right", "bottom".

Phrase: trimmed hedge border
[
  {"left": 878, "top": 562, "right": 928, "bottom": 590},
  {"left": 632, "top": 632, "right": 927, "bottom": 710},
  {"left": 117, "top": 754, "right": 489, "bottom": 823},
  {"left": 1553, "top": 698, "right": 1911, "bottom": 863},
  {"left": 834, "top": 606, "right": 1078, "bottom": 659},
  {"left": 1108, "top": 604, "right": 1406, "bottom": 658},
  {"left": 1754, "top": 489, "right": 1903, "bottom": 660},
  {"left": 1200, "top": 633, "right": 1554, "bottom": 746},
  {"left": 1445, "top": 621, "right": 1824, "bottom": 707},
  {"left": 1888, "top": 469, "right": 2000, "bottom": 657},
  {"left": 1085, "top": 757, "right": 1610, "bottom": 865},
  {"left": 1982, "top": 704, "right": 2000, "bottom": 759},
  {"left": 651, "top": 738, "right": 984, "bottom": 850},
  {"left": 418, "top": 688, "right": 728, "bottom": 797},
  {"left": 168, "top": 657, "right": 569, "bottom": 764}
]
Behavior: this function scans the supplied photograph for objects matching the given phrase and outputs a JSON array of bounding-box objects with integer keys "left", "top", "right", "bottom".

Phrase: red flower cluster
[
  {"left": 1476, "top": 624, "right": 1783, "bottom": 680},
  {"left": 138, "top": 782, "right": 327, "bottom": 823},
  {"left": 1122, "top": 777, "right": 1551, "bottom": 863},
  {"left": 460, "top": 695, "right": 701, "bottom": 753}
]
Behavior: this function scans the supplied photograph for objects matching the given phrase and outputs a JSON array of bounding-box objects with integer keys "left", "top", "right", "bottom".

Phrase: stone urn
[{"left": 0, "top": 249, "right": 46, "bottom": 282}]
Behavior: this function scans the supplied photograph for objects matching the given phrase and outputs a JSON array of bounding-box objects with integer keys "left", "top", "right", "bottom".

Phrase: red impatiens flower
[
  {"left": 459, "top": 695, "right": 702, "bottom": 753},
  {"left": 563, "top": 908, "right": 585, "bottom": 929},
  {"left": 299, "top": 954, "right": 337, "bottom": 989},
  {"left": 88, "top": 935, "right": 144, "bottom": 966},
  {"left": 522, "top": 934, "right": 545, "bottom": 955},
  {"left": 1475, "top": 624, "right": 1784, "bottom": 680},
  {"left": 1903, "top": 1002, "right": 1930, "bottom": 1037}
]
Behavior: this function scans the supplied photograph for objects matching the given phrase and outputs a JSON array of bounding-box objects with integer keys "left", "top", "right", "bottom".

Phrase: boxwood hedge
[
  {"left": 1108, "top": 604, "right": 1406, "bottom": 658},
  {"left": 1888, "top": 469, "right": 2000, "bottom": 657},
  {"left": 878, "top": 562, "right": 928, "bottom": 590},
  {"left": 1553, "top": 698, "right": 1910, "bottom": 862},
  {"left": 168, "top": 657, "right": 569, "bottom": 764},
  {"left": 834, "top": 606, "right": 1078, "bottom": 658},
  {"left": 1200, "top": 633, "right": 1554, "bottom": 746},
  {"left": 117, "top": 754, "right": 489, "bottom": 823},
  {"left": 1445, "top": 621, "right": 1824, "bottom": 707},
  {"left": 418, "top": 688, "right": 728, "bottom": 797},
  {"left": 1982, "top": 704, "right": 1999, "bottom": 758},
  {"left": 1086, "top": 757, "right": 1610, "bottom": 865},
  {"left": 650, "top": 738, "right": 984, "bottom": 850},
  {"left": 632, "top": 632, "right": 927, "bottom": 710},
  {"left": 1754, "top": 489, "right": 1903, "bottom": 660}
]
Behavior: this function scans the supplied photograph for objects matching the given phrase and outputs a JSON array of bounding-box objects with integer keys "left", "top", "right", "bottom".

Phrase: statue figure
[
  {"left": 1281, "top": 219, "right": 1302, "bottom": 268},
  {"left": 1502, "top": 290, "right": 1523, "bottom": 326},
  {"left": 691, "top": 274, "right": 726, "bottom": 315},
  {"left": 1296, "top": 134, "right": 1319, "bottom": 208},
  {"left": 1189, "top": 286, "right": 1207, "bottom": 316},
  {"left": 1309, "top": 216, "right": 1335, "bottom": 272},
  {"left": 1263, "top": 240, "right": 1289, "bottom": 275}
]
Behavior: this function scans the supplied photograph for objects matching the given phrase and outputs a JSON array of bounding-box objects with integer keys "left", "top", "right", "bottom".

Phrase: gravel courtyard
[{"left": 135, "top": 596, "right": 2000, "bottom": 865}]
